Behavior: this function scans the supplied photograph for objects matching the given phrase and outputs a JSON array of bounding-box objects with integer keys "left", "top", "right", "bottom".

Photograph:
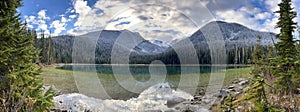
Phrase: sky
[{"left": 18, "top": 0, "right": 300, "bottom": 43}]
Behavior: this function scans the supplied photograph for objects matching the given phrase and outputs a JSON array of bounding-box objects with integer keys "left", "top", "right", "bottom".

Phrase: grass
[{"left": 40, "top": 66, "right": 252, "bottom": 99}]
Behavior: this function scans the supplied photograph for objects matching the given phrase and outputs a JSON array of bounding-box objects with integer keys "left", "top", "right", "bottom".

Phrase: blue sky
[{"left": 18, "top": 0, "right": 300, "bottom": 42}]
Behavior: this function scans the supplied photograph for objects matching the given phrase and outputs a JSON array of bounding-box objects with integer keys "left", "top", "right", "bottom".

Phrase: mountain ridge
[{"left": 50, "top": 21, "right": 277, "bottom": 64}]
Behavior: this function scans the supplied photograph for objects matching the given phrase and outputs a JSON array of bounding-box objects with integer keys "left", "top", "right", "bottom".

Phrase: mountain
[
  {"left": 189, "top": 21, "right": 276, "bottom": 48},
  {"left": 159, "top": 21, "right": 277, "bottom": 64},
  {"left": 51, "top": 30, "right": 167, "bottom": 63},
  {"left": 50, "top": 21, "right": 277, "bottom": 64}
]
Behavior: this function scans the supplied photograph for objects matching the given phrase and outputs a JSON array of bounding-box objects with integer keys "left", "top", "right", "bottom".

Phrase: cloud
[
  {"left": 215, "top": 7, "right": 260, "bottom": 30},
  {"left": 38, "top": 23, "right": 48, "bottom": 31},
  {"left": 27, "top": 24, "right": 34, "bottom": 29},
  {"left": 69, "top": 14, "right": 77, "bottom": 19},
  {"left": 50, "top": 20, "right": 66, "bottom": 36},
  {"left": 25, "top": 16, "right": 36, "bottom": 23},
  {"left": 68, "top": 0, "right": 299, "bottom": 42},
  {"left": 24, "top": 9, "right": 52, "bottom": 37},
  {"left": 152, "top": 29, "right": 181, "bottom": 35},
  {"left": 115, "top": 21, "right": 131, "bottom": 27},
  {"left": 255, "top": 12, "right": 272, "bottom": 20},
  {"left": 265, "top": 0, "right": 280, "bottom": 12},
  {"left": 37, "top": 10, "right": 50, "bottom": 20},
  {"left": 49, "top": 16, "right": 70, "bottom": 36},
  {"left": 61, "top": 16, "right": 69, "bottom": 23}
]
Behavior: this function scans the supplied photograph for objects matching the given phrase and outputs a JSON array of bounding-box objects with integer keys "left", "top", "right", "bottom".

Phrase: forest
[{"left": 34, "top": 34, "right": 272, "bottom": 65}]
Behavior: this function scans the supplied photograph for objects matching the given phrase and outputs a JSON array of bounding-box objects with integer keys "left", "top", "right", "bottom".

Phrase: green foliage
[
  {"left": 0, "top": 0, "right": 55, "bottom": 111},
  {"left": 221, "top": 94, "right": 237, "bottom": 112},
  {"left": 229, "top": 36, "right": 279, "bottom": 111},
  {"left": 228, "top": 0, "right": 300, "bottom": 111},
  {"left": 273, "top": 0, "right": 298, "bottom": 95},
  {"left": 36, "top": 32, "right": 53, "bottom": 65}
]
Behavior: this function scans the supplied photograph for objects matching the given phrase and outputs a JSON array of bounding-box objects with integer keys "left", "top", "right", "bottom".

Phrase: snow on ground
[{"left": 53, "top": 83, "right": 194, "bottom": 112}]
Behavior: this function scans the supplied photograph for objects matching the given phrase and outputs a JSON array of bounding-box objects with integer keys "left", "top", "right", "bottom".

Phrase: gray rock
[
  {"left": 202, "top": 95, "right": 215, "bottom": 104},
  {"left": 227, "top": 86, "right": 235, "bottom": 89},
  {"left": 199, "top": 89, "right": 205, "bottom": 95},
  {"left": 167, "top": 97, "right": 186, "bottom": 108},
  {"left": 145, "top": 110, "right": 162, "bottom": 112},
  {"left": 164, "top": 109, "right": 176, "bottom": 112},
  {"left": 238, "top": 80, "right": 248, "bottom": 85},
  {"left": 194, "top": 95, "right": 202, "bottom": 101},
  {"left": 181, "top": 105, "right": 209, "bottom": 112}
]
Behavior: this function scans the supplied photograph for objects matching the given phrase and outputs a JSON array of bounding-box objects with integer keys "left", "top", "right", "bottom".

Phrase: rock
[
  {"left": 228, "top": 88, "right": 236, "bottom": 92},
  {"left": 199, "top": 89, "right": 205, "bottom": 95},
  {"left": 193, "top": 95, "right": 202, "bottom": 101},
  {"left": 164, "top": 109, "right": 176, "bottom": 112},
  {"left": 202, "top": 95, "right": 214, "bottom": 104},
  {"left": 146, "top": 110, "right": 162, "bottom": 112},
  {"left": 233, "top": 92, "right": 241, "bottom": 96},
  {"left": 227, "top": 86, "right": 235, "bottom": 89},
  {"left": 43, "top": 85, "right": 61, "bottom": 95},
  {"left": 237, "top": 106, "right": 244, "bottom": 110},
  {"left": 215, "top": 90, "right": 228, "bottom": 98},
  {"left": 238, "top": 80, "right": 248, "bottom": 85},
  {"left": 181, "top": 105, "right": 209, "bottom": 112},
  {"left": 167, "top": 97, "right": 186, "bottom": 108},
  {"left": 232, "top": 80, "right": 239, "bottom": 84}
]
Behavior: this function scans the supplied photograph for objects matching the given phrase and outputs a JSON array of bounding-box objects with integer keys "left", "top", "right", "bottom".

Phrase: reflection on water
[
  {"left": 57, "top": 65, "right": 248, "bottom": 75},
  {"left": 54, "top": 65, "right": 249, "bottom": 99}
]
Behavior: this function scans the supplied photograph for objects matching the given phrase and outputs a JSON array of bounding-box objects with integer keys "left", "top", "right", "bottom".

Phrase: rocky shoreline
[
  {"left": 45, "top": 78, "right": 249, "bottom": 112},
  {"left": 184, "top": 78, "right": 249, "bottom": 111}
]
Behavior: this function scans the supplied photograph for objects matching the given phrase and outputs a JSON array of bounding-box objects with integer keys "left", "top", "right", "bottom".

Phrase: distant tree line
[{"left": 35, "top": 35, "right": 274, "bottom": 65}]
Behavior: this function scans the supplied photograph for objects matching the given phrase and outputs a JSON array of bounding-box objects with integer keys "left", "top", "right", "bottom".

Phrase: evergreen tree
[
  {"left": 0, "top": 0, "right": 55, "bottom": 111},
  {"left": 274, "top": 0, "right": 298, "bottom": 95},
  {"left": 232, "top": 36, "right": 280, "bottom": 111},
  {"left": 46, "top": 34, "right": 53, "bottom": 65},
  {"left": 273, "top": 0, "right": 299, "bottom": 111},
  {"left": 39, "top": 31, "right": 47, "bottom": 64}
]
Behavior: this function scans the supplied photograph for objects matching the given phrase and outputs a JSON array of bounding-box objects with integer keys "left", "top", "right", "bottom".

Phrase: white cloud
[
  {"left": 70, "top": 0, "right": 214, "bottom": 41},
  {"left": 37, "top": 10, "right": 50, "bottom": 20},
  {"left": 68, "top": 0, "right": 290, "bottom": 42},
  {"left": 50, "top": 20, "right": 67, "bottom": 36},
  {"left": 24, "top": 9, "right": 52, "bottom": 37},
  {"left": 61, "top": 16, "right": 68, "bottom": 23},
  {"left": 255, "top": 12, "right": 272, "bottom": 20},
  {"left": 27, "top": 24, "right": 34, "bottom": 29},
  {"left": 239, "top": 6, "right": 261, "bottom": 15},
  {"left": 214, "top": 4, "right": 281, "bottom": 34},
  {"left": 215, "top": 7, "right": 260, "bottom": 29},
  {"left": 38, "top": 23, "right": 48, "bottom": 31},
  {"left": 25, "top": 16, "right": 36, "bottom": 23},
  {"left": 265, "top": 0, "right": 280, "bottom": 12},
  {"left": 259, "top": 17, "right": 279, "bottom": 33},
  {"left": 69, "top": 14, "right": 77, "bottom": 19}
]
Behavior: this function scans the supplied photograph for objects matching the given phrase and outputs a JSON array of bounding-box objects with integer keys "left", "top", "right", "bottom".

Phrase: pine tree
[
  {"left": 39, "top": 31, "right": 48, "bottom": 64},
  {"left": 232, "top": 36, "right": 280, "bottom": 111},
  {"left": 46, "top": 35, "right": 53, "bottom": 65},
  {"left": 274, "top": 0, "right": 298, "bottom": 95},
  {"left": 273, "top": 0, "right": 299, "bottom": 111},
  {"left": 0, "top": 0, "right": 55, "bottom": 111}
]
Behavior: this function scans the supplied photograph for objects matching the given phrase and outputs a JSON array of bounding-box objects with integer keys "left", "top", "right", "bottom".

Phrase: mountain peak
[{"left": 187, "top": 20, "right": 276, "bottom": 47}]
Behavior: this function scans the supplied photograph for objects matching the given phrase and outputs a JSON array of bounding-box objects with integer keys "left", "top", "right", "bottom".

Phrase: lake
[{"left": 42, "top": 65, "right": 250, "bottom": 100}]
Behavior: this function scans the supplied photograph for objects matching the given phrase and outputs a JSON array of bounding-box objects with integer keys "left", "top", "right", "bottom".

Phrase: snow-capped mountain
[
  {"left": 188, "top": 21, "right": 277, "bottom": 48},
  {"left": 95, "top": 30, "right": 166, "bottom": 57},
  {"left": 51, "top": 21, "right": 277, "bottom": 64}
]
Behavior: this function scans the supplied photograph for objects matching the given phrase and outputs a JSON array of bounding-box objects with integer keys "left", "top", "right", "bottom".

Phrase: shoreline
[{"left": 45, "top": 63, "right": 253, "bottom": 67}]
